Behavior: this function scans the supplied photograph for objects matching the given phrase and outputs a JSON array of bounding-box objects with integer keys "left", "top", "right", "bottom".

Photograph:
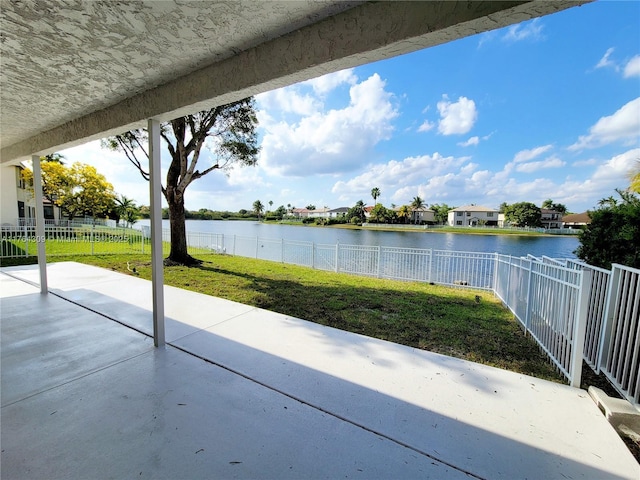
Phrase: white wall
[
  {"left": 0, "top": 164, "right": 20, "bottom": 226},
  {"left": 448, "top": 209, "right": 499, "bottom": 226}
]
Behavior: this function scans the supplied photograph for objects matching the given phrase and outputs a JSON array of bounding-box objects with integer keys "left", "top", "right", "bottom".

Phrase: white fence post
[
  {"left": 570, "top": 269, "right": 592, "bottom": 387},
  {"left": 24, "top": 222, "right": 29, "bottom": 256},
  {"left": 335, "top": 241, "right": 339, "bottom": 273},
  {"left": 524, "top": 259, "right": 534, "bottom": 330},
  {"left": 377, "top": 245, "right": 382, "bottom": 278},
  {"left": 312, "top": 242, "right": 315, "bottom": 269},
  {"left": 597, "top": 265, "right": 622, "bottom": 374},
  {"left": 506, "top": 256, "right": 512, "bottom": 304}
]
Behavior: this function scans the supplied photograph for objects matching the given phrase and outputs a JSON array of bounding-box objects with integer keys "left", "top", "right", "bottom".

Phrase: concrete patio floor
[{"left": 1, "top": 262, "right": 638, "bottom": 479}]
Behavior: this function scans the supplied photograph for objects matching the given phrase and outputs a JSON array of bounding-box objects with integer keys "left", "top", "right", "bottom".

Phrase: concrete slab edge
[{"left": 589, "top": 386, "right": 640, "bottom": 447}]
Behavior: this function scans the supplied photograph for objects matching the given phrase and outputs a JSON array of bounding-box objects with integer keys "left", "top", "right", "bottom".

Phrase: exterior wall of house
[
  {"left": 329, "top": 208, "right": 348, "bottom": 218},
  {"left": 292, "top": 208, "right": 330, "bottom": 218},
  {"left": 1, "top": 164, "right": 63, "bottom": 227},
  {"left": 411, "top": 208, "right": 435, "bottom": 224},
  {"left": 1, "top": 165, "right": 23, "bottom": 226},
  {"left": 541, "top": 210, "right": 562, "bottom": 229},
  {"left": 448, "top": 207, "right": 499, "bottom": 226}
]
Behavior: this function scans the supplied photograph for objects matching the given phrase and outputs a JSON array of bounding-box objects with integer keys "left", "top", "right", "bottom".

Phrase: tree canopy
[
  {"left": 347, "top": 200, "right": 366, "bottom": 224},
  {"left": 575, "top": 189, "right": 640, "bottom": 269},
  {"left": 397, "top": 205, "right": 411, "bottom": 224},
  {"left": 369, "top": 203, "right": 395, "bottom": 224},
  {"left": 23, "top": 160, "right": 116, "bottom": 220},
  {"left": 629, "top": 160, "right": 640, "bottom": 194},
  {"left": 371, "top": 187, "right": 381, "bottom": 203},
  {"left": 503, "top": 202, "right": 542, "bottom": 227},
  {"left": 430, "top": 203, "right": 454, "bottom": 224},
  {"left": 103, "top": 99, "right": 259, "bottom": 265},
  {"left": 411, "top": 196, "right": 425, "bottom": 209},
  {"left": 541, "top": 199, "right": 568, "bottom": 215}
]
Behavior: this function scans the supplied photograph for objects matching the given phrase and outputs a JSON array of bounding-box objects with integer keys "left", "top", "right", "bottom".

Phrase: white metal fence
[
  {"left": 1, "top": 225, "right": 148, "bottom": 257},
  {"left": 2, "top": 226, "right": 638, "bottom": 404},
  {"left": 14, "top": 217, "right": 118, "bottom": 228},
  {"left": 494, "top": 255, "right": 589, "bottom": 386},
  {"left": 598, "top": 264, "right": 640, "bottom": 405},
  {"left": 189, "top": 233, "right": 497, "bottom": 289}
]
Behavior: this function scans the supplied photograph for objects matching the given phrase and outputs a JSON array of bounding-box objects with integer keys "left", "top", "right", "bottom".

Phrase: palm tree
[
  {"left": 411, "top": 196, "right": 425, "bottom": 209},
  {"left": 269, "top": 200, "right": 273, "bottom": 212},
  {"left": 352, "top": 199, "right": 366, "bottom": 223},
  {"left": 398, "top": 205, "right": 411, "bottom": 224},
  {"left": 253, "top": 200, "right": 264, "bottom": 220},
  {"left": 115, "top": 195, "right": 137, "bottom": 228},
  {"left": 411, "top": 196, "right": 425, "bottom": 224},
  {"left": 598, "top": 196, "right": 617, "bottom": 208},
  {"left": 371, "top": 187, "right": 381, "bottom": 204}
]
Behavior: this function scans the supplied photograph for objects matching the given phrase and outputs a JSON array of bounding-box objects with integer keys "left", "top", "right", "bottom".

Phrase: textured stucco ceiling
[
  {"left": 0, "top": 0, "right": 361, "bottom": 151},
  {"left": 0, "top": 1, "right": 587, "bottom": 162}
]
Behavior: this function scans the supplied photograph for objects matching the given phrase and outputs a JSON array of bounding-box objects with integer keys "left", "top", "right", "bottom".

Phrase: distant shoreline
[{"left": 281, "top": 222, "right": 580, "bottom": 237}]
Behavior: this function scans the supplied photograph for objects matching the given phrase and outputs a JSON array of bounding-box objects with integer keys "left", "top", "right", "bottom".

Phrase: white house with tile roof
[{"left": 448, "top": 205, "right": 500, "bottom": 227}]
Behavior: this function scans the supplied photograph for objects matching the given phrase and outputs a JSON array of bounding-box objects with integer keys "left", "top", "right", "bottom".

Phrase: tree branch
[{"left": 116, "top": 136, "right": 150, "bottom": 181}]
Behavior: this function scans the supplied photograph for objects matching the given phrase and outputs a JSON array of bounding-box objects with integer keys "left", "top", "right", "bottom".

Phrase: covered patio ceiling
[{"left": 0, "top": 0, "right": 587, "bottom": 163}]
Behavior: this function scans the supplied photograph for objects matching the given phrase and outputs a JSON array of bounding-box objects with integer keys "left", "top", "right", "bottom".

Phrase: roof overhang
[{"left": 0, "top": 1, "right": 587, "bottom": 163}]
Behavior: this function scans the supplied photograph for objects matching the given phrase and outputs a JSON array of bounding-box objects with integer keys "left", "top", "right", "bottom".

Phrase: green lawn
[
  {"left": 2, "top": 252, "right": 564, "bottom": 383},
  {"left": 0, "top": 228, "right": 214, "bottom": 257}
]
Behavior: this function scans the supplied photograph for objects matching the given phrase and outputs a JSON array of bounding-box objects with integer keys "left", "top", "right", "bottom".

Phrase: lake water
[{"left": 137, "top": 219, "right": 580, "bottom": 259}]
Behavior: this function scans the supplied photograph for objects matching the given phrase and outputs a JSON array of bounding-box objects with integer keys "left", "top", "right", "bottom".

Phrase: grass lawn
[{"left": 2, "top": 252, "right": 564, "bottom": 383}]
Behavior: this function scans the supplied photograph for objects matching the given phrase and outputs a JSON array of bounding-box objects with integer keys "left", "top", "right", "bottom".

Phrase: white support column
[
  {"left": 31, "top": 155, "right": 48, "bottom": 294},
  {"left": 148, "top": 119, "right": 165, "bottom": 347}
]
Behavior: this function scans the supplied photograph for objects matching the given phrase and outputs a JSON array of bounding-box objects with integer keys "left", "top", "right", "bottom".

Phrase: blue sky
[{"left": 62, "top": 1, "right": 640, "bottom": 214}]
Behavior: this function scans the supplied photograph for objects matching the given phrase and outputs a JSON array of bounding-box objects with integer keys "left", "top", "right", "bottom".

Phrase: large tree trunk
[{"left": 166, "top": 190, "right": 200, "bottom": 266}]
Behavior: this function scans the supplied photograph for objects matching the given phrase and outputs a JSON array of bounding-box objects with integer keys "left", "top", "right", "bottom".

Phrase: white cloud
[
  {"left": 437, "top": 95, "right": 477, "bottom": 135},
  {"left": 513, "top": 145, "right": 553, "bottom": 163},
  {"left": 258, "top": 73, "right": 397, "bottom": 177},
  {"left": 593, "top": 49, "right": 640, "bottom": 79},
  {"left": 458, "top": 136, "right": 479, "bottom": 147},
  {"left": 256, "top": 88, "right": 321, "bottom": 116},
  {"left": 301, "top": 68, "right": 357, "bottom": 95},
  {"left": 595, "top": 47, "right": 617, "bottom": 70},
  {"left": 558, "top": 148, "right": 640, "bottom": 208},
  {"left": 569, "top": 97, "right": 640, "bottom": 150},
  {"left": 515, "top": 156, "right": 565, "bottom": 173},
  {"left": 623, "top": 55, "right": 640, "bottom": 78},
  {"left": 328, "top": 145, "right": 637, "bottom": 213},
  {"left": 502, "top": 19, "right": 544, "bottom": 42},
  {"left": 418, "top": 120, "right": 435, "bottom": 132},
  {"left": 331, "top": 153, "right": 469, "bottom": 203},
  {"left": 592, "top": 148, "right": 640, "bottom": 180}
]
